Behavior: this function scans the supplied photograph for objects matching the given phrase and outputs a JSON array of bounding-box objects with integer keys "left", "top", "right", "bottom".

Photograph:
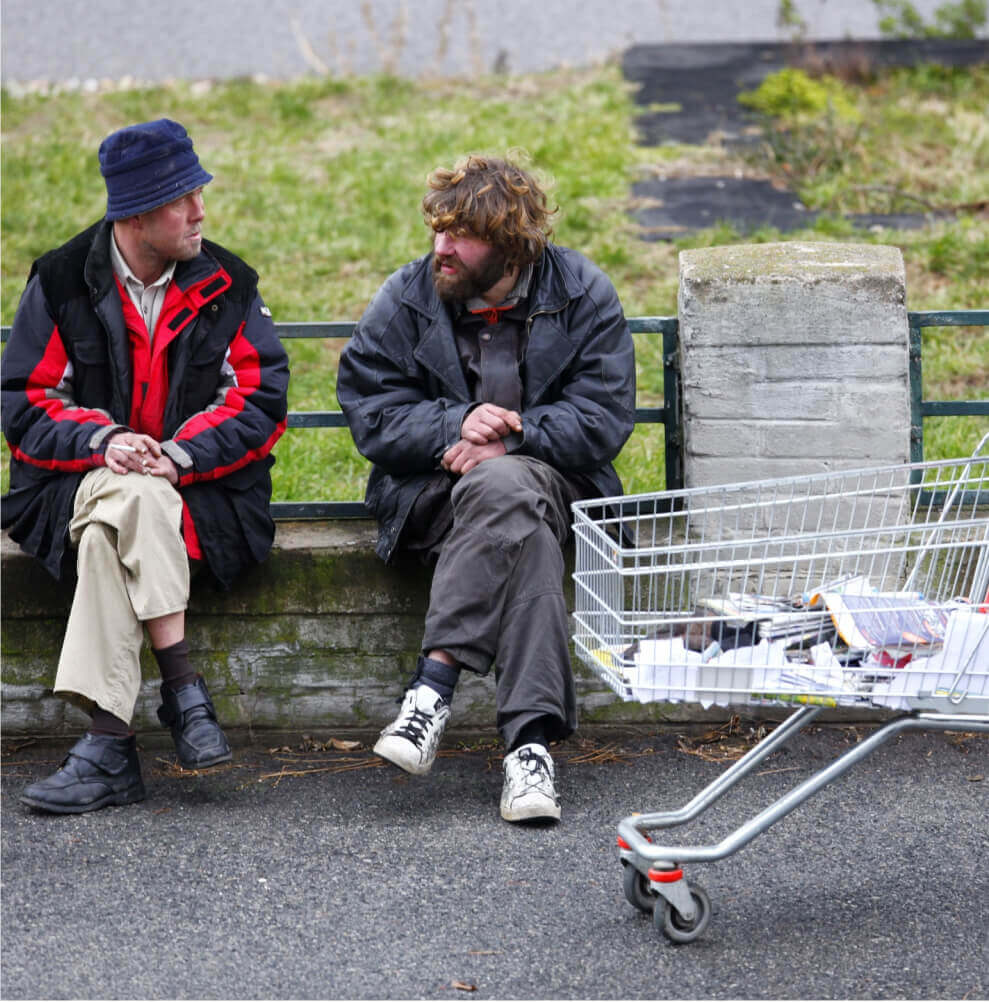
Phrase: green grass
[{"left": 2, "top": 62, "right": 986, "bottom": 504}]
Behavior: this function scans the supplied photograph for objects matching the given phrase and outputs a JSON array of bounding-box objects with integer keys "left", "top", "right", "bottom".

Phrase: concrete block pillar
[{"left": 677, "top": 242, "right": 911, "bottom": 488}]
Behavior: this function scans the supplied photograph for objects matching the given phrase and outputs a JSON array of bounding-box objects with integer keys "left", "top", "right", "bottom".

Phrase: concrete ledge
[
  {"left": 2, "top": 520, "right": 783, "bottom": 737},
  {"left": 677, "top": 242, "right": 911, "bottom": 489}
]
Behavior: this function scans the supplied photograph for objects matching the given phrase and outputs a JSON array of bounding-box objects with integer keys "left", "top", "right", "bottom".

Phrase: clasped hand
[
  {"left": 441, "top": 403, "right": 522, "bottom": 476},
  {"left": 104, "top": 432, "right": 179, "bottom": 485}
]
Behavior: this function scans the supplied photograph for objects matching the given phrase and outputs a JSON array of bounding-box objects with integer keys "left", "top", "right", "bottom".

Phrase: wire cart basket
[{"left": 572, "top": 439, "right": 989, "bottom": 943}]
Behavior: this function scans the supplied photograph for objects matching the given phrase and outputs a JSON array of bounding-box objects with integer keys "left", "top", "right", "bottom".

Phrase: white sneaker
[
  {"left": 500, "top": 743, "right": 561, "bottom": 823},
  {"left": 373, "top": 683, "right": 450, "bottom": 775}
]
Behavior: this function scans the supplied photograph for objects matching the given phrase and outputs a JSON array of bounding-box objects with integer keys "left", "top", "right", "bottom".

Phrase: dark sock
[
  {"left": 154, "top": 639, "right": 196, "bottom": 690},
  {"left": 412, "top": 655, "right": 461, "bottom": 704},
  {"left": 90, "top": 705, "right": 130, "bottom": 738},
  {"left": 511, "top": 717, "right": 549, "bottom": 752}
]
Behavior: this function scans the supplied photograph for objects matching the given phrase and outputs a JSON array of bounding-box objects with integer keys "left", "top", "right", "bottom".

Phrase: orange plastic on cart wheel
[{"left": 648, "top": 867, "right": 684, "bottom": 883}]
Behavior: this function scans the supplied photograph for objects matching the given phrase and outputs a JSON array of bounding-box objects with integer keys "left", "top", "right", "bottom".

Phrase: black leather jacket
[{"left": 336, "top": 243, "right": 636, "bottom": 562}]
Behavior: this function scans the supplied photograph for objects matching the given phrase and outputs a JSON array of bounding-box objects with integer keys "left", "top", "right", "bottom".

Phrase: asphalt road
[
  {"left": 0, "top": 0, "right": 957, "bottom": 85},
  {"left": 2, "top": 722, "right": 987, "bottom": 1000}
]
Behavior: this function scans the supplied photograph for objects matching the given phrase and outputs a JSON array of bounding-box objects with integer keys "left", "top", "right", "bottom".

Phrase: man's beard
[{"left": 432, "top": 245, "right": 509, "bottom": 303}]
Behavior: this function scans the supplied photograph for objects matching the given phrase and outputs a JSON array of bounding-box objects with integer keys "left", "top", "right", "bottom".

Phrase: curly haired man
[{"left": 337, "top": 154, "right": 635, "bottom": 823}]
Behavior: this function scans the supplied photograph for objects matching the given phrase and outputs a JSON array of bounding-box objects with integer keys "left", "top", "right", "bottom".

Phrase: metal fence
[{"left": 2, "top": 310, "right": 986, "bottom": 517}]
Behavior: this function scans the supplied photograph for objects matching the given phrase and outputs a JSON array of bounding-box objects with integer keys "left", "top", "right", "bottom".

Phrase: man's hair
[{"left": 421, "top": 154, "right": 555, "bottom": 269}]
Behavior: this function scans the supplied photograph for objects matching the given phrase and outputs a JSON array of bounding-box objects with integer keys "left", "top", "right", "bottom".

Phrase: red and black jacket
[{"left": 2, "top": 220, "right": 290, "bottom": 587}]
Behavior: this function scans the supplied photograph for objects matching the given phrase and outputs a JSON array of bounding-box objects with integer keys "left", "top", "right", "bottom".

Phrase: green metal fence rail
[
  {"left": 3, "top": 311, "right": 986, "bottom": 517},
  {"left": 266, "top": 316, "right": 681, "bottom": 518},
  {"left": 909, "top": 310, "right": 989, "bottom": 460},
  {"left": 907, "top": 309, "right": 989, "bottom": 507}
]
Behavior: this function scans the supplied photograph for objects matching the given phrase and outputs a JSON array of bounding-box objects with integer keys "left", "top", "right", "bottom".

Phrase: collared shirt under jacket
[{"left": 1, "top": 219, "right": 290, "bottom": 587}]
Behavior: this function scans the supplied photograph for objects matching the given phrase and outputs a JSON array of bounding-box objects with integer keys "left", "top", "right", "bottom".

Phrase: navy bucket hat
[{"left": 99, "top": 119, "right": 213, "bottom": 221}]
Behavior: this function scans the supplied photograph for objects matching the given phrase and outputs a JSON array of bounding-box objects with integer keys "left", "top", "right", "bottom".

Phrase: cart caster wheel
[
  {"left": 654, "top": 882, "right": 711, "bottom": 943},
  {"left": 622, "top": 862, "right": 657, "bottom": 913}
]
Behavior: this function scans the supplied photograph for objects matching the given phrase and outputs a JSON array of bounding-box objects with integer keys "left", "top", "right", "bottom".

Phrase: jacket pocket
[{"left": 69, "top": 335, "right": 113, "bottom": 403}]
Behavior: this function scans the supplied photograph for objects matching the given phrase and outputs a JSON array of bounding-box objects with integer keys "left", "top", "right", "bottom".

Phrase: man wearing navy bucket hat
[{"left": 2, "top": 120, "right": 290, "bottom": 813}]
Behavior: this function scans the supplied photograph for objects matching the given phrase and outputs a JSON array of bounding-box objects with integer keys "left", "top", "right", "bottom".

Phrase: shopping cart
[{"left": 571, "top": 437, "right": 989, "bottom": 943}]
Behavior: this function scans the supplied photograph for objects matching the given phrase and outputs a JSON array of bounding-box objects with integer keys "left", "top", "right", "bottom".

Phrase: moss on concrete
[
  {"left": 680, "top": 241, "right": 905, "bottom": 286},
  {"left": 4, "top": 519, "right": 876, "bottom": 735}
]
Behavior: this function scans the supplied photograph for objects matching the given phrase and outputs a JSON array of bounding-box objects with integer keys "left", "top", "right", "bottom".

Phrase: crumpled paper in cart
[
  {"left": 867, "top": 608, "right": 989, "bottom": 710},
  {"left": 623, "top": 637, "right": 700, "bottom": 703},
  {"left": 695, "top": 639, "right": 790, "bottom": 708},
  {"left": 624, "top": 637, "right": 788, "bottom": 707}
]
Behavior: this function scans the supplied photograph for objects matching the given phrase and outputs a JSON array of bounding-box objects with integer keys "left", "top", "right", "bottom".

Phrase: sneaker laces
[
  {"left": 513, "top": 747, "right": 553, "bottom": 791},
  {"left": 393, "top": 706, "right": 434, "bottom": 747},
  {"left": 390, "top": 687, "right": 446, "bottom": 747}
]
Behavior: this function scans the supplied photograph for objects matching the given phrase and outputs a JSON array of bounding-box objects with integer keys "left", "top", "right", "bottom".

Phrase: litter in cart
[
  {"left": 608, "top": 584, "right": 983, "bottom": 710},
  {"left": 571, "top": 438, "right": 989, "bottom": 943}
]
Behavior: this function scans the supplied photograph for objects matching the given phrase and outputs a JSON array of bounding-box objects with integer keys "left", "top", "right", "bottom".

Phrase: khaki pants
[{"left": 53, "top": 468, "right": 190, "bottom": 723}]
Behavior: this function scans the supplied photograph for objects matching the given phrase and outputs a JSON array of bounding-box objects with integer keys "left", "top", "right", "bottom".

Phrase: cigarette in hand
[{"left": 108, "top": 442, "right": 149, "bottom": 468}]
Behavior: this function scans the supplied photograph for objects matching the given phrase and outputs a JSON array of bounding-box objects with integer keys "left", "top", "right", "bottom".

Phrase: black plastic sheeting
[
  {"left": 624, "top": 39, "right": 989, "bottom": 146},
  {"left": 623, "top": 39, "right": 986, "bottom": 237},
  {"left": 634, "top": 176, "right": 953, "bottom": 240}
]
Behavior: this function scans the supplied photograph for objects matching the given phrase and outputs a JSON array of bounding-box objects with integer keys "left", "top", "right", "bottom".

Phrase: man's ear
[{"left": 115, "top": 215, "right": 142, "bottom": 238}]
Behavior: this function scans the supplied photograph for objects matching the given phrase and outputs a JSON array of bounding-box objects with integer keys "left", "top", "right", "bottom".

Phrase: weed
[
  {"left": 874, "top": 0, "right": 988, "bottom": 38},
  {"left": 737, "top": 64, "right": 989, "bottom": 215},
  {"left": 738, "top": 68, "right": 862, "bottom": 122}
]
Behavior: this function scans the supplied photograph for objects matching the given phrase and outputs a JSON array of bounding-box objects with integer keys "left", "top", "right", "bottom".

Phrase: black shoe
[
  {"left": 157, "top": 675, "right": 232, "bottom": 770},
  {"left": 20, "top": 732, "right": 146, "bottom": 814}
]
